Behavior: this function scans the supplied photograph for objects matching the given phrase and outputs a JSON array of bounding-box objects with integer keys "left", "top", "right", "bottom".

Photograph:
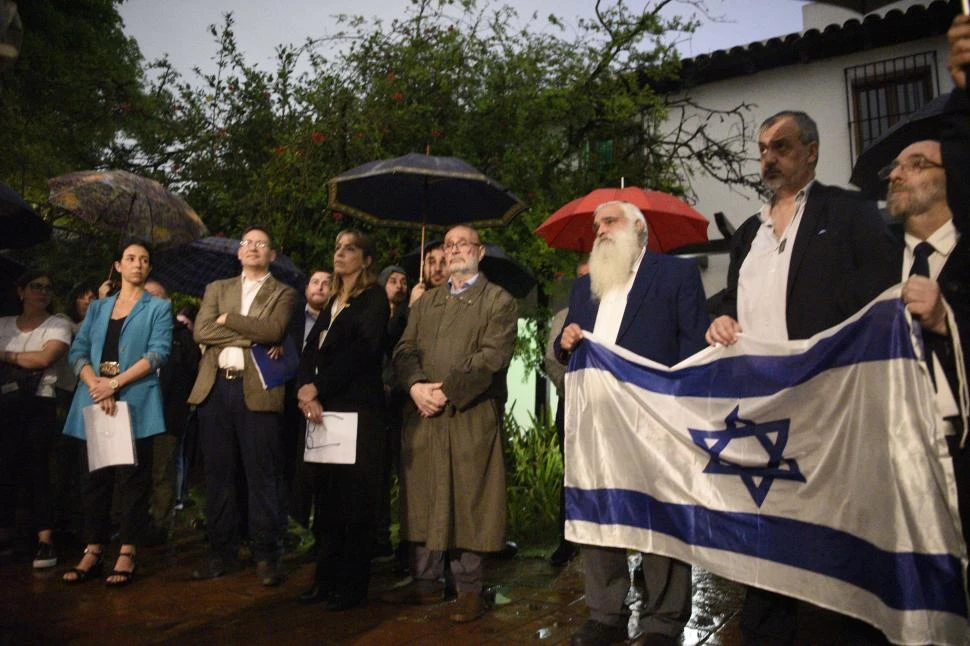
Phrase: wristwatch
[{"left": 108, "top": 378, "right": 120, "bottom": 391}]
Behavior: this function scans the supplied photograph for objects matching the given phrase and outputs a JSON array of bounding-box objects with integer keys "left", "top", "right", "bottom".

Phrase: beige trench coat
[{"left": 393, "top": 276, "right": 517, "bottom": 552}]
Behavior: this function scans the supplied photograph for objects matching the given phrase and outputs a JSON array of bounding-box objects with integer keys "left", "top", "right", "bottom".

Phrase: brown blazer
[{"left": 188, "top": 274, "right": 297, "bottom": 412}]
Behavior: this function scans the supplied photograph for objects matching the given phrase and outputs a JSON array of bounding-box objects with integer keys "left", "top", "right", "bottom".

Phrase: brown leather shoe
[
  {"left": 379, "top": 580, "right": 443, "bottom": 605},
  {"left": 449, "top": 591, "right": 485, "bottom": 623}
]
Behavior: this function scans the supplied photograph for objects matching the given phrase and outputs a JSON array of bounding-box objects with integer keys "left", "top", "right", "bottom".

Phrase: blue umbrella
[
  {"left": 0, "top": 182, "right": 51, "bottom": 249},
  {"left": 151, "top": 236, "right": 305, "bottom": 297}
]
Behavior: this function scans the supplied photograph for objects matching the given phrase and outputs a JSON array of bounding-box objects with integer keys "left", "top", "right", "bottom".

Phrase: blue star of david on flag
[{"left": 688, "top": 405, "right": 805, "bottom": 507}]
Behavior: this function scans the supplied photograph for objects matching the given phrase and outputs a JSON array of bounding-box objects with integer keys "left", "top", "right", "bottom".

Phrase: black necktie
[{"left": 909, "top": 241, "right": 934, "bottom": 278}]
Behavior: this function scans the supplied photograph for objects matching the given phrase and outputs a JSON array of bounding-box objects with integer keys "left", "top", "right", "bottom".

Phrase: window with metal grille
[{"left": 845, "top": 52, "right": 939, "bottom": 161}]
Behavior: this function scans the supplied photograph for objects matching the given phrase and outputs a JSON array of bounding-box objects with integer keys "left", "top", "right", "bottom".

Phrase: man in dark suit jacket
[
  {"left": 282, "top": 269, "right": 331, "bottom": 533},
  {"left": 886, "top": 137, "right": 970, "bottom": 568},
  {"left": 556, "top": 201, "right": 709, "bottom": 646},
  {"left": 706, "top": 111, "right": 897, "bottom": 644},
  {"left": 188, "top": 226, "right": 297, "bottom": 586}
]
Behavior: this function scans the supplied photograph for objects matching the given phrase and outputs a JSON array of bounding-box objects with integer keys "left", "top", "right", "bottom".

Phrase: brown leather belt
[
  {"left": 218, "top": 367, "right": 244, "bottom": 381},
  {"left": 99, "top": 361, "right": 121, "bottom": 377}
]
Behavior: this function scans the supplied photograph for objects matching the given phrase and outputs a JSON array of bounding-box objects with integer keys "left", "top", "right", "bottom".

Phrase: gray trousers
[
  {"left": 583, "top": 545, "right": 691, "bottom": 637},
  {"left": 412, "top": 542, "right": 484, "bottom": 594}
]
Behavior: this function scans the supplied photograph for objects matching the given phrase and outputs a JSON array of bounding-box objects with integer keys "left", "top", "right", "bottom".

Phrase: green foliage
[
  {"left": 130, "top": 1, "right": 705, "bottom": 273},
  {"left": 0, "top": 0, "right": 148, "bottom": 201},
  {"left": 2, "top": 0, "right": 757, "bottom": 376},
  {"left": 504, "top": 409, "right": 562, "bottom": 546}
]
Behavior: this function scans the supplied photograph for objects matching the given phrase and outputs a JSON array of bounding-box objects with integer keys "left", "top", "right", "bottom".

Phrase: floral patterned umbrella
[{"left": 48, "top": 169, "right": 207, "bottom": 247}]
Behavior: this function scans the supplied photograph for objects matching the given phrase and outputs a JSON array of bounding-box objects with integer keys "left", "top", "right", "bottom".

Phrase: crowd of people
[{"left": 0, "top": 13, "right": 967, "bottom": 646}]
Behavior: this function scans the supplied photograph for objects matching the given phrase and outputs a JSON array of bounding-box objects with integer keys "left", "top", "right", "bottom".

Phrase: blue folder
[{"left": 250, "top": 336, "right": 300, "bottom": 389}]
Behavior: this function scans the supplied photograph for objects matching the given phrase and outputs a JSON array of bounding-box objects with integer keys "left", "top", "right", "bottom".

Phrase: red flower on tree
[
  {"left": 391, "top": 91, "right": 404, "bottom": 102},
  {"left": 310, "top": 131, "right": 327, "bottom": 143},
  {"left": 431, "top": 129, "right": 442, "bottom": 139},
  {"left": 274, "top": 146, "right": 288, "bottom": 155},
  {"left": 332, "top": 211, "right": 344, "bottom": 222}
]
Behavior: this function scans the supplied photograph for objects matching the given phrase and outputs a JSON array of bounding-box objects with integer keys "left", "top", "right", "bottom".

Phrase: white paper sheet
[
  {"left": 83, "top": 402, "right": 136, "bottom": 471},
  {"left": 303, "top": 412, "right": 358, "bottom": 465}
]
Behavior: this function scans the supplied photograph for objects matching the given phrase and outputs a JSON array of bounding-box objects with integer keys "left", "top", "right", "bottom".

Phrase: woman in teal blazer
[{"left": 62, "top": 238, "right": 171, "bottom": 587}]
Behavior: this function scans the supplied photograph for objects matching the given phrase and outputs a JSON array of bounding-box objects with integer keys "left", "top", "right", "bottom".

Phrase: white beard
[{"left": 589, "top": 225, "right": 641, "bottom": 301}]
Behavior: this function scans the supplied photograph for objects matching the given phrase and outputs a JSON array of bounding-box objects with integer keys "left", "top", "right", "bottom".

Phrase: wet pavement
[{"left": 1, "top": 524, "right": 855, "bottom": 645}]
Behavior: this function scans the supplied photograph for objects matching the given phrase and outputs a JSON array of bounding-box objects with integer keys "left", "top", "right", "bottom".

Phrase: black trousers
[
  {"left": 0, "top": 396, "right": 58, "bottom": 532},
  {"left": 79, "top": 436, "right": 154, "bottom": 545},
  {"left": 314, "top": 521, "right": 373, "bottom": 599},
  {"left": 198, "top": 376, "right": 284, "bottom": 563}
]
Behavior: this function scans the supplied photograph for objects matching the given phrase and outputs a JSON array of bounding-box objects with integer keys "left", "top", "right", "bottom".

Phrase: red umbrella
[{"left": 536, "top": 187, "right": 709, "bottom": 253}]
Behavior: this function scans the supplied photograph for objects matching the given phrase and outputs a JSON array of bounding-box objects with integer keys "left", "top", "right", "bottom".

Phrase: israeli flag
[{"left": 564, "top": 289, "right": 968, "bottom": 645}]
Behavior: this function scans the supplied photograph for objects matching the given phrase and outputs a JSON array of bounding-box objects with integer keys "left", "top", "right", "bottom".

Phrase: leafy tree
[
  {"left": 0, "top": 0, "right": 148, "bottom": 201},
  {"left": 136, "top": 0, "right": 753, "bottom": 301}
]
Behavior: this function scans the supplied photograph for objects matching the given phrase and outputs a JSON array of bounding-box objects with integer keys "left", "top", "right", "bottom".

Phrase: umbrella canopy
[
  {"left": 536, "top": 187, "right": 709, "bottom": 253},
  {"left": 400, "top": 241, "right": 536, "bottom": 299},
  {"left": 328, "top": 153, "right": 527, "bottom": 230},
  {"left": 49, "top": 170, "right": 207, "bottom": 247},
  {"left": 0, "top": 181, "right": 51, "bottom": 250},
  {"left": 150, "top": 237, "right": 305, "bottom": 297},
  {"left": 850, "top": 92, "right": 951, "bottom": 199}
]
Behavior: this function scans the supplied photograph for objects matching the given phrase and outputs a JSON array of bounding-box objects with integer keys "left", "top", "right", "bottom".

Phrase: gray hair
[
  {"left": 593, "top": 200, "right": 648, "bottom": 246},
  {"left": 759, "top": 110, "right": 819, "bottom": 147}
]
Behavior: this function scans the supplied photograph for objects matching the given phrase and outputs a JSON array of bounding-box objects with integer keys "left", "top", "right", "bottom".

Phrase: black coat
[
  {"left": 942, "top": 86, "right": 970, "bottom": 235},
  {"left": 160, "top": 320, "right": 200, "bottom": 435},
  {"left": 719, "top": 182, "right": 898, "bottom": 340},
  {"left": 298, "top": 284, "right": 389, "bottom": 527},
  {"left": 894, "top": 234, "right": 970, "bottom": 548}
]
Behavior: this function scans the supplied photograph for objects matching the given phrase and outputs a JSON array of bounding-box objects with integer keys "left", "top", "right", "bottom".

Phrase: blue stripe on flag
[
  {"left": 570, "top": 299, "right": 919, "bottom": 398},
  {"left": 567, "top": 486, "right": 966, "bottom": 616}
]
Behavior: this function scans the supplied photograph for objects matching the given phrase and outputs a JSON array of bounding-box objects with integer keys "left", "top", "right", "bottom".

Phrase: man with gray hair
[
  {"left": 706, "top": 110, "right": 896, "bottom": 643},
  {"left": 388, "top": 224, "right": 517, "bottom": 623},
  {"left": 556, "top": 200, "right": 709, "bottom": 645}
]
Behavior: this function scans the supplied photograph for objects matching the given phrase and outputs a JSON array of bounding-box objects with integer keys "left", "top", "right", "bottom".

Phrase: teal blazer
[{"left": 63, "top": 292, "right": 172, "bottom": 440}]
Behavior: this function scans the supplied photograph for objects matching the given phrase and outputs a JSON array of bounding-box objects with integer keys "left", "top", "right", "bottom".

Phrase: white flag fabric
[{"left": 564, "top": 289, "right": 968, "bottom": 645}]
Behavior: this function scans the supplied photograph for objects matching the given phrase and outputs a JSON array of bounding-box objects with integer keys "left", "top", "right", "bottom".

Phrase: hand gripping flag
[{"left": 564, "top": 288, "right": 968, "bottom": 645}]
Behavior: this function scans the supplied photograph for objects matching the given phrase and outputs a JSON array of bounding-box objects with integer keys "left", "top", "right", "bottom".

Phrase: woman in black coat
[{"left": 296, "top": 229, "right": 389, "bottom": 610}]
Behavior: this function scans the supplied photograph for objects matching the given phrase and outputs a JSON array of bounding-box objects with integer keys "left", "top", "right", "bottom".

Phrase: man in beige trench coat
[{"left": 386, "top": 224, "right": 517, "bottom": 623}]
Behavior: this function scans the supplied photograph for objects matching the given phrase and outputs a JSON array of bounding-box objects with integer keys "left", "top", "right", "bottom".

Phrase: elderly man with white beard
[{"left": 554, "top": 201, "right": 709, "bottom": 646}]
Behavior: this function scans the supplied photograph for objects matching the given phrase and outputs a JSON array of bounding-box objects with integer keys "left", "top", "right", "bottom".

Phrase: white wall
[{"left": 670, "top": 35, "right": 952, "bottom": 236}]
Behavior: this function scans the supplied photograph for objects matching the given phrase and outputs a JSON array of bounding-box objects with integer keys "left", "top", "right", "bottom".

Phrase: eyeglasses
[
  {"left": 878, "top": 156, "right": 944, "bottom": 181},
  {"left": 239, "top": 239, "right": 270, "bottom": 249},
  {"left": 26, "top": 283, "right": 53, "bottom": 293},
  {"left": 442, "top": 240, "right": 481, "bottom": 253}
]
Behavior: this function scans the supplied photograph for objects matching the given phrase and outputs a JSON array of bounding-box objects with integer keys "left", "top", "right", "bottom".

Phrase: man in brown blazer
[{"left": 188, "top": 226, "right": 296, "bottom": 586}]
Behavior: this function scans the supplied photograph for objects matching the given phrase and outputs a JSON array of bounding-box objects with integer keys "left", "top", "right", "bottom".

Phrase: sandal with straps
[
  {"left": 63, "top": 548, "right": 104, "bottom": 585},
  {"left": 105, "top": 551, "right": 137, "bottom": 588}
]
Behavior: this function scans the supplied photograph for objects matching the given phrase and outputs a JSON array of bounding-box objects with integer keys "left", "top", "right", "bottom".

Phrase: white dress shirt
[
  {"left": 218, "top": 272, "right": 272, "bottom": 370},
  {"left": 593, "top": 247, "right": 645, "bottom": 344},
  {"left": 737, "top": 181, "right": 813, "bottom": 342}
]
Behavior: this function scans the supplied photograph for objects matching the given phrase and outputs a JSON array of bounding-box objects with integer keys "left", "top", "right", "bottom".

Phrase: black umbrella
[
  {"left": 400, "top": 241, "right": 536, "bottom": 299},
  {"left": 151, "top": 236, "right": 305, "bottom": 297},
  {"left": 850, "top": 92, "right": 951, "bottom": 199},
  {"left": 792, "top": 0, "right": 899, "bottom": 13},
  {"left": 0, "top": 182, "right": 51, "bottom": 250},
  {"left": 329, "top": 153, "right": 526, "bottom": 231}
]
